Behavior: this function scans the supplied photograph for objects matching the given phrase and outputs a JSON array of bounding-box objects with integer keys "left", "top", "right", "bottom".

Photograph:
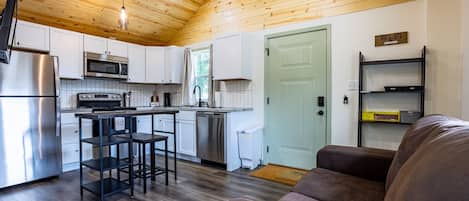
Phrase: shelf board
[
  {"left": 360, "top": 121, "right": 413, "bottom": 125},
  {"left": 81, "top": 136, "right": 130, "bottom": 146},
  {"left": 81, "top": 178, "right": 130, "bottom": 197},
  {"left": 81, "top": 157, "right": 129, "bottom": 171},
  {"left": 360, "top": 90, "right": 423, "bottom": 94},
  {"left": 361, "top": 58, "right": 423, "bottom": 66}
]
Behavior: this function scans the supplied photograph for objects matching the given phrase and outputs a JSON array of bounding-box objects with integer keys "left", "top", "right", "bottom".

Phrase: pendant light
[{"left": 119, "top": 0, "right": 128, "bottom": 30}]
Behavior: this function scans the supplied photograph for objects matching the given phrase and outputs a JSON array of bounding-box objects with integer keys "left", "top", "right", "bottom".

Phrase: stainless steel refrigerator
[{"left": 0, "top": 50, "right": 61, "bottom": 188}]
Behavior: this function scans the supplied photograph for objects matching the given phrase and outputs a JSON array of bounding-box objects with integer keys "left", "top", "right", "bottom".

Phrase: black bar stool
[{"left": 120, "top": 133, "right": 169, "bottom": 194}]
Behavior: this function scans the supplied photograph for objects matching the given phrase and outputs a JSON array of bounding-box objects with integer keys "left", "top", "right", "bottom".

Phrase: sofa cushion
[
  {"left": 292, "top": 168, "right": 385, "bottom": 201},
  {"left": 385, "top": 119, "right": 469, "bottom": 201},
  {"left": 385, "top": 115, "right": 459, "bottom": 190},
  {"left": 279, "top": 192, "right": 319, "bottom": 201}
]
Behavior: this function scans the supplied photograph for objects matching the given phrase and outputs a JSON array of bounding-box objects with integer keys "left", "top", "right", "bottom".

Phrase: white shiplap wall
[
  {"left": 219, "top": 81, "right": 253, "bottom": 108},
  {"left": 153, "top": 81, "right": 254, "bottom": 107},
  {"left": 60, "top": 79, "right": 156, "bottom": 108}
]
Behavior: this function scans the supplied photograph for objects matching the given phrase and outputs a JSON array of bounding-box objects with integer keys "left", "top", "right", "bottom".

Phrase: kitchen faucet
[{"left": 193, "top": 85, "right": 202, "bottom": 107}]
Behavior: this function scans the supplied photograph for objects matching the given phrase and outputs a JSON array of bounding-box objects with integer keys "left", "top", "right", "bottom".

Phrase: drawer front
[
  {"left": 61, "top": 113, "right": 77, "bottom": 124},
  {"left": 177, "top": 111, "right": 196, "bottom": 121}
]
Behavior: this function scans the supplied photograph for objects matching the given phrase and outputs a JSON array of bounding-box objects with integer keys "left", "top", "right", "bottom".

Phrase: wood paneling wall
[{"left": 170, "top": 0, "right": 414, "bottom": 45}]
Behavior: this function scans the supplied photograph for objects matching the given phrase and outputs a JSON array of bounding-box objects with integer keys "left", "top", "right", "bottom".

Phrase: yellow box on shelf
[{"left": 362, "top": 111, "right": 400, "bottom": 123}]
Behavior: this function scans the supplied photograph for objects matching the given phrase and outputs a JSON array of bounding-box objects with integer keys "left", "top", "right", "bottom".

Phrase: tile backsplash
[
  {"left": 59, "top": 78, "right": 254, "bottom": 109},
  {"left": 60, "top": 78, "right": 156, "bottom": 108}
]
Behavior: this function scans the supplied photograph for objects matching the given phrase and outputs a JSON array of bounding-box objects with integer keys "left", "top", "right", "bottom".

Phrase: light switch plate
[{"left": 348, "top": 80, "right": 359, "bottom": 91}]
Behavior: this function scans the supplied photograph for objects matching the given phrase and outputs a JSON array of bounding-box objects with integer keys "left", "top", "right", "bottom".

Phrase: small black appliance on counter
[{"left": 164, "top": 92, "right": 171, "bottom": 107}]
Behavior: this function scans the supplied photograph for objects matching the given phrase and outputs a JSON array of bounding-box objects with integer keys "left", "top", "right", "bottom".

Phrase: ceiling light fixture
[{"left": 119, "top": 0, "right": 128, "bottom": 30}]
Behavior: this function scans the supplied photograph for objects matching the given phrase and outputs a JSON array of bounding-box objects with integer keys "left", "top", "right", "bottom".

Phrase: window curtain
[
  {"left": 208, "top": 45, "right": 215, "bottom": 107},
  {"left": 181, "top": 48, "right": 194, "bottom": 106}
]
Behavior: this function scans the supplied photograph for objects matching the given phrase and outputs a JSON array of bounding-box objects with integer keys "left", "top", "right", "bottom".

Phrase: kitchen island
[{"left": 75, "top": 109, "right": 179, "bottom": 201}]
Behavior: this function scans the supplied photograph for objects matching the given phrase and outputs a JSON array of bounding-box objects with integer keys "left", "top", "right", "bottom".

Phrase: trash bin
[{"left": 237, "top": 126, "right": 263, "bottom": 170}]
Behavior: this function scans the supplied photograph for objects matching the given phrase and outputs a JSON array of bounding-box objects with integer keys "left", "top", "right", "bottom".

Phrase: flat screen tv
[{"left": 0, "top": 0, "right": 17, "bottom": 64}]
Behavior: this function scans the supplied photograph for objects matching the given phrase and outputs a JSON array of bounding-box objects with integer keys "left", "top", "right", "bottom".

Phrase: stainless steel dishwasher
[{"left": 196, "top": 112, "right": 227, "bottom": 164}]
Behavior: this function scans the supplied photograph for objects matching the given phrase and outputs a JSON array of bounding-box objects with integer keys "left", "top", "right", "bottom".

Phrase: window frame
[{"left": 191, "top": 47, "right": 211, "bottom": 103}]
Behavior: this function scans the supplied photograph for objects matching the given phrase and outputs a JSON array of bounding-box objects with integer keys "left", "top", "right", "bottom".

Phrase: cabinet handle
[
  {"left": 74, "top": 130, "right": 78, "bottom": 133},
  {"left": 16, "top": 41, "right": 20, "bottom": 46}
]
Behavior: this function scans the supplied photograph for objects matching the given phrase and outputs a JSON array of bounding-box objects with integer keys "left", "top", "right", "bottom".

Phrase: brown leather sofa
[{"left": 280, "top": 115, "right": 469, "bottom": 201}]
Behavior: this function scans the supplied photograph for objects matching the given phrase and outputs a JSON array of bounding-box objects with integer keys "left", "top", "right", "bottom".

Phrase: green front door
[{"left": 265, "top": 29, "right": 328, "bottom": 170}]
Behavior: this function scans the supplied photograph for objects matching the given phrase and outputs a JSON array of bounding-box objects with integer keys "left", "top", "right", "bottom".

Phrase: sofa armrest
[{"left": 317, "top": 145, "right": 395, "bottom": 182}]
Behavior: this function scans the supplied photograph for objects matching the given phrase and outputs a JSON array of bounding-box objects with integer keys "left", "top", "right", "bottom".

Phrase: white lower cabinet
[
  {"left": 61, "top": 113, "right": 92, "bottom": 172},
  {"left": 178, "top": 120, "right": 196, "bottom": 156},
  {"left": 137, "top": 116, "right": 152, "bottom": 133},
  {"left": 153, "top": 112, "right": 196, "bottom": 157}
]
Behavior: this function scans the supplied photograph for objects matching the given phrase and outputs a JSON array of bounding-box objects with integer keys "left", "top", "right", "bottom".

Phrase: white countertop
[{"left": 61, "top": 106, "right": 253, "bottom": 113}]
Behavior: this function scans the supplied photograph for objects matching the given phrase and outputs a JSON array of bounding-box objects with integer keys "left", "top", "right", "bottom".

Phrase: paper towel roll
[{"left": 214, "top": 92, "right": 222, "bottom": 108}]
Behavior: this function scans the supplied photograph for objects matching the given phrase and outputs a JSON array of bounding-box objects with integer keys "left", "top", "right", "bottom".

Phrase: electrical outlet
[{"left": 348, "top": 80, "right": 359, "bottom": 91}]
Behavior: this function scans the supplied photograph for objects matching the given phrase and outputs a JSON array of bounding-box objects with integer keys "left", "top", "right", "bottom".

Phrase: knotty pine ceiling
[{"left": 0, "top": 0, "right": 208, "bottom": 46}]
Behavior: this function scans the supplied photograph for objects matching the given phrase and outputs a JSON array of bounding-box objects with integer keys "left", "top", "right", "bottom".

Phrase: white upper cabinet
[
  {"left": 164, "top": 46, "right": 184, "bottom": 84},
  {"left": 107, "top": 39, "right": 128, "bottom": 57},
  {"left": 50, "top": 28, "right": 84, "bottom": 79},
  {"left": 128, "top": 44, "right": 146, "bottom": 83},
  {"left": 83, "top": 35, "right": 107, "bottom": 54},
  {"left": 84, "top": 35, "right": 128, "bottom": 57},
  {"left": 213, "top": 33, "right": 254, "bottom": 80},
  {"left": 144, "top": 46, "right": 184, "bottom": 84},
  {"left": 13, "top": 20, "right": 50, "bottom": 52},
  {"left": 145, "top": 47, "right": 165, "bottom": 84}
]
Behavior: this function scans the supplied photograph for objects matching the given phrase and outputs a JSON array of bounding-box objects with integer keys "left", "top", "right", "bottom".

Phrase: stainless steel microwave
[{"left": 84, "top": 52, "right": 129, "bottom": 80}]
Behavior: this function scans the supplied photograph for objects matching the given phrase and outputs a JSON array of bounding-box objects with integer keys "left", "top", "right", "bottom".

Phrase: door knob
[{"left": 317, "top": 110, "right": 324, "bottom": 116}]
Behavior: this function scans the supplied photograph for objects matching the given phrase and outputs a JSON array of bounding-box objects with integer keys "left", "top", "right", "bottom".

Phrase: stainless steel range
[{"left": 77, "top": 93, "right": 136, "bottom": 158}]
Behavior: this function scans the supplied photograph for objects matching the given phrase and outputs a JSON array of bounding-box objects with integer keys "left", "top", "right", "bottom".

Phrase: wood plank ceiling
[
  {"left": 0, "top": 0, "right": 208, "bottom": 45},
  {"left": 0, "top": 0, "right": 413, "bottom": 46}
]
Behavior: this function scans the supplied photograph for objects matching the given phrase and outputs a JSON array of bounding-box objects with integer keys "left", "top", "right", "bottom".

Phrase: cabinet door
[
  {"left": 50, "top": 28, "right": 84, "bottom": 79},
  {"left": 107, "top": 39, "right": 128, "bottom": 57},
  {"left": 62, "top": 143, "right": 80, "bottom": 164},
  {"left": 84, "top": 35, "right": 107, "bottom": 54},
  {"left": 61, "top": 123, "right": 79, "bottom": 145},
  {"left": 137, "top": 116, "right": 152, "bottom": 134},
  {"left": 145, "top": 47, "right": 165, "bottom": 84},
  {"left": 128, "top": 44, "right": 146, "bottom": 83},
  {"left": 213, "top": 34, "right": 243, "bottom": 80},
  {"left": 164, "top": 46, "right": 184, "bottom": 84},
  {"left": 13, "top": 20, "right": 50, "bottom": 51},
  {"left": 155, "top": 118, "right": 176, "bottom": 152},
  {"left": 178, "top": 120, "right": 196, "bottom": 156},
  {"left": 81, "top": 121, "right": 93, "bottom": 161}
]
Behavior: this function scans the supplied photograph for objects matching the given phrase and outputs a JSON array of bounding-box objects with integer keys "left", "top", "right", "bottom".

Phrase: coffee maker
[{"left": 164, "top": 93, "right": 171, "bottom": 107}]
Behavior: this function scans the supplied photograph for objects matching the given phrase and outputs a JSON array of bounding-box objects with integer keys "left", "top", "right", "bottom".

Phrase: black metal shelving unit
[
  {"left": 358, "top": 46, "right": 426, "bottom": 147},
  {"left": 78, "top": 118, "right": 134, "bottom": 201}
]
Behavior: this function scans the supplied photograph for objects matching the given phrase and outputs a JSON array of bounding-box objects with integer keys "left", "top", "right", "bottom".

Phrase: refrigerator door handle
[{"left": 52, "top": 56, "right": 61, "bottom": 96}]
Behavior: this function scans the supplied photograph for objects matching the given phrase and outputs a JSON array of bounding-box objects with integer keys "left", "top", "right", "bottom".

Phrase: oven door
[{"left": 84, "top": 52, "right": 128, "bottom": 80}]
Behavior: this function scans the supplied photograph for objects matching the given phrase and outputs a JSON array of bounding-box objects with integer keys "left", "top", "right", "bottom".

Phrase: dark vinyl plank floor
[{"left": 0, "top": 159, "right": 291, "bottom": 201}]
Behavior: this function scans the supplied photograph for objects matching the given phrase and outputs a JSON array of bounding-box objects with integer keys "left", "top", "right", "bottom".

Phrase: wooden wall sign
[{"left": 375, "top": 32, "right": 408, "bottom": 47}]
